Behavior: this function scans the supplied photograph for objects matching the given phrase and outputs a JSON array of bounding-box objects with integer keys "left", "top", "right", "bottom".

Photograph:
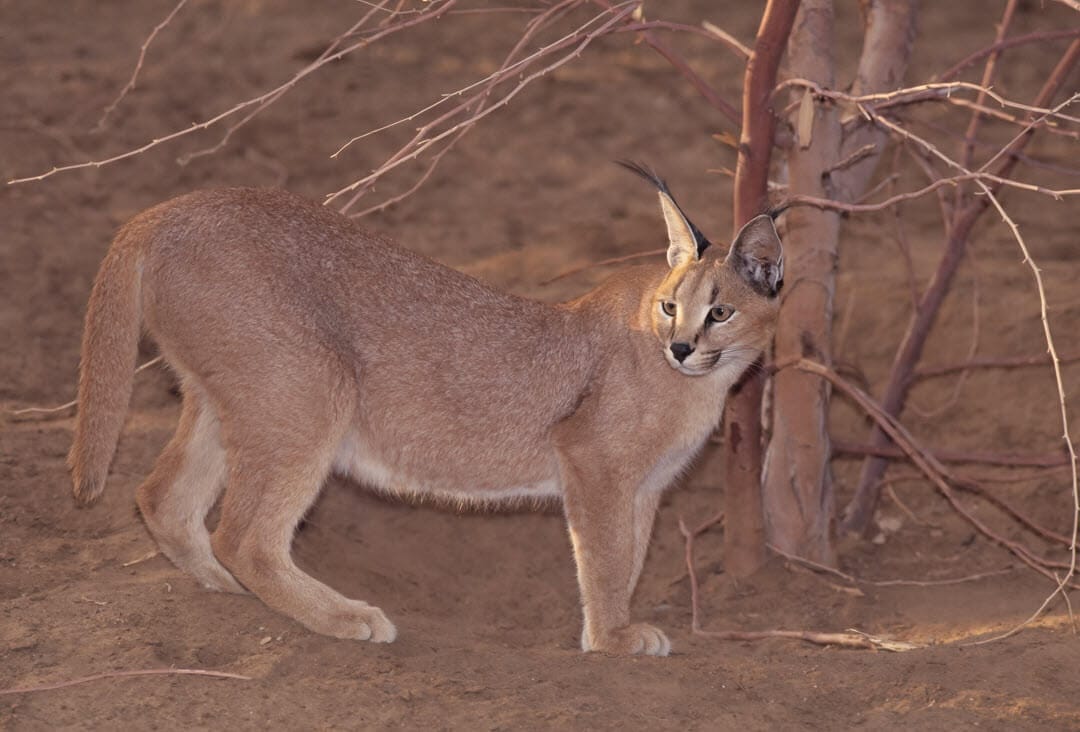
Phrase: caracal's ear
[
  {"left": 616, "top": 160, "right": 711, "bottom": 269},
  {"left": 725, "top": 214, "right": 784, "bottom": 297}
]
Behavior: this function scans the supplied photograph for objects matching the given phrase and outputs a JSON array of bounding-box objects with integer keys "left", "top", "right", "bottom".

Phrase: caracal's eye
[
  {"left": 707, "top": 305, "right": 734, "bottom": 324},
  {"left": 660, "top": 300, "right": 677, "bottom": 317}
]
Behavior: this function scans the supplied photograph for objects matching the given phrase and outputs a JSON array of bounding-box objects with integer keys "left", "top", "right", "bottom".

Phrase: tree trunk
[
  {"left": 761, "top": 0, "right": 841, "bottom": 565},
  {"left": 762, "top": 0, "right": 917, "bottom": 561},
  {"left": 722, "top": 0, "right": 800, "bottom": 579}
]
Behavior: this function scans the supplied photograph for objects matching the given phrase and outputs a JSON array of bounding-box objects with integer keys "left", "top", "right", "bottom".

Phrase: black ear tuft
[
  {"left": 615, "top": 159, "right": 670, "bottom": 195},
  {"left": 615, "top": 160, "right": 712, "bottom": 258},
  {"left": 765, "top": 200, "right": 793, "bottom": 221}
]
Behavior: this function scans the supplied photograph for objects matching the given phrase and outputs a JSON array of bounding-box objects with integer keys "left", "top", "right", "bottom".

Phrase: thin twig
[
  {"left": 604, "top": 1, "right": 740, "bottom": 126},
  {"left": 677, "top": 517, "right": 916, "bottom": 650},
  {"left": 884, "top": 483, "right": 932, "bottom": 527},
  {"left": 914, "top": 351, "right": 1080, "bottom": 380},
  {"left": 907, "top": 266, "right": 980, "bottom": 419},
  {"left": 767, "top": 543, "right": 1016, "bottom": 588},
  {"left": 959, "top": 0, "right": 1019, "bottom": 180},
  {"left": 676, "top": 511, "right": 723, "bottom": 634},
  {"left": 8, "top": 0, "right": 458, "bottom": 185},
  {"left": 861, "top": 103, "right": 1080, "bottom": 588},
  {"left": 326, "top": 2, "right": 638, "bottom": 211},
  {"left": 538, "top": 248, "right": 665, "bottom": 286},
  {"left": 9, "top": 356, "right": 165, "bottom": 417},
  {"left": 180, "top": 4, "right": 390, "bottom": 164},
  {"left": 832, "top": 439, "right": 1073, "bottom": 468},
  {"left": 94, "top": 0, "right": 190, "bottom": 131},
  {"left": 0, "top": 668, "right": 251, "bottom": 696},
  {"left": 787, "top": 357, "right": 1080, "bottom": 591},
  {"left": 786, "top": 169, "right": 1078, "bottom": 216},
  {"left": 936, "top": 28, "right": 1080, "bottom": 82},
  {"left": 778, "top": 78, "right": 1080, "bottom": 126},
  {"left": 329, "top": 0, "right": 618, "bottom": 158}
]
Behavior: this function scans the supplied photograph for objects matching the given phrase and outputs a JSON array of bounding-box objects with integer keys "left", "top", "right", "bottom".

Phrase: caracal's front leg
[{"left": 559, "top": 455, "right": 669, "bottom": 656}]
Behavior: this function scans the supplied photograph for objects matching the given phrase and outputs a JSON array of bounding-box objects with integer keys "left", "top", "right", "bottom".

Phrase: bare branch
[
  {"left": 784, "top": 170, "right": 1079, "bottom": 215},
  {"left": 8, "top": 0, "right": 458, "bottom": 186},
  {"left": 9, "top": 356, "right": 165, "bottom": 418},
  {"left": 790, "top": 357, "right": 1080, "bottom": 591},
  {"left": 779, "top": 78, "right": 1080, "bottom": 127},
  {"left": 844, "top": 38, "right": 1080, "bottom": 534},
  {"left": 915, "top": 351, "right": 1080, "bottom": 380},
  {"left": 0, "top": 668, "right": 251, "bottom": 696},
  {"left": 958, "top": 0, "right": 1019, "bottom": 175},
  {"left": 327, "top": 2, "right": 639, "bottom": 212},
  {"left": 617, "top": 12, "right": 740, "bottom": 125},
  {"left": 94, "top": 0, "right": 190, "bottom": 131},
  {"left": 832, "top": 439, "right": 1074, "bottom": 469},
  {"left": 936, "top": 28, "right": 1080, "bottom": 82},
  {"left": 538, "top": 249, "right": 665, "bottom": 286}
]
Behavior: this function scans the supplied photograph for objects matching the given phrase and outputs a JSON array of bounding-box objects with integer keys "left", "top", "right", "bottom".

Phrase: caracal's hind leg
[
  {"left": 208, "top": 381, "right": 395, "bottom": 642},
  {"left": 135, "top": 387, "right": 243, "bottom": 593}
]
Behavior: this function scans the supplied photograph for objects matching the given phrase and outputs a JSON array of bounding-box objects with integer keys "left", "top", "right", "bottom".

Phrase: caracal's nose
[{"left": 670, "top": 342, "right": 694, "bottom": 362}]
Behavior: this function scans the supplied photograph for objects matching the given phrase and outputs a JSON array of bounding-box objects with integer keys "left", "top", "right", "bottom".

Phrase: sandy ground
[{"left": 3, "top": 1, "right": 1080, "bottom": 728}]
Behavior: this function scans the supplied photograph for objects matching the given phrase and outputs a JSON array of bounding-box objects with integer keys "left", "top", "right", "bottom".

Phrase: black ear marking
[{"left": 615, "top": 160, "right": 712, "bottom": 258}]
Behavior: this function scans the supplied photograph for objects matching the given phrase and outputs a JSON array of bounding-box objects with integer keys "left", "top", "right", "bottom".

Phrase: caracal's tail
[{"left": 68, "top": 227, "right": 144, "bottom": 505}]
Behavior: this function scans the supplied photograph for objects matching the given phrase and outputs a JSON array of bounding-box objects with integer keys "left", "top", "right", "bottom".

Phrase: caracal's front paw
[
  {"left": 586, "top": 623, "right": 671, "bottom": 656},
  {"left": 308, "top": 600, "right": 397, "bottom": 643}
]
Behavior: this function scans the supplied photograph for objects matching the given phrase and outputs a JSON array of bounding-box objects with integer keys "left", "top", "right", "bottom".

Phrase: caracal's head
[{"left": 620, "top": 162, "right": 784, "bottom": 377}]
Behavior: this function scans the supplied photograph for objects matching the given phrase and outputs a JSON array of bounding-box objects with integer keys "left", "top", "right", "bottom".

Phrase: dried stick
[
  {"left": 676, "top": 511, "right": 724, "bottom": 634},
  {"left": 0, "top": 668, "right": 251, "bottom": 696},
  {"left": 875, "top": 470, "right": 1071, "bottom": 549},
  {"left": 767, "top": 543, "right": 1016, "bottom": 588},
  {"left": 863, "top": 105, "right": 1079, "bottom": 539},
  {"left": 330, "top": 0, "right": 584, "bottom": 156},
  {"left": 784, "top": 170, "right": 1078, "bottom": 216},
  {"left": 907, "top": 268, "right": 980, "bottom": 420},
  {"left": 914, "top": 351, "right": 1080, "bottom": 380},
  {"left": 885, "top": 144, "right": 921, "bottom": 310},
  {"left": 844, "top": 40, "right": 1080, "bottom": 534},
  {"left": 790, "top": 357, "right": 1080, "bottom": 591},
  {"left": 936, "top": 28, "right": 1080, "bottom": 82},
  {"left": 701, "top": 20, "right": 753, "bottom": 59},
  {"left": 832, "top": 439, "right": 1073, "bottom": 469},
  {"left": 8, "top": 356, "right": 165, "bottom": 418},
  {"left": 8, "top": 0, "right": 458, "bottom": 185},
  {"left": 778, "top": 78, "right": 1080, "bottom": 126},
  {"left": 94, "top": 0, "right": 190, "bottom": 131},
  {"left": 337, "top": 0, "right": 592, "bottom": 212},
  {"left": 952, "top": 479, "right": 1074, "bottom": 549},
  {"left": 326, "top": 2, "right": 639, "bottom": 212},
  {"left": 676, "top": 517, "right": 917, "bottom": 651},
  {"left": 958, "top": 0, "right": 1019, "bottom": 177},
  {"left": 538, "top": 248, "right": 665, "bottom": 286},
  {"left": 180, "top": 3, "right": 392, "bottom": 164},
  {"left": 600, "top": 0, "right": 740, "bottom": 126}
]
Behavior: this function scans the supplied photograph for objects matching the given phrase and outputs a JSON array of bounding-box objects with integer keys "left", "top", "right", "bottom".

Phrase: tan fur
[{"left": 69, "top": 187, "right": 782, "bottom": 655}]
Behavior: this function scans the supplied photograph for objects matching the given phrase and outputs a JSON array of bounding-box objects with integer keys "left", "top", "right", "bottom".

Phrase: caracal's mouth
[{"left": 663, "top": 352, "right": 714, "bottom": 377}]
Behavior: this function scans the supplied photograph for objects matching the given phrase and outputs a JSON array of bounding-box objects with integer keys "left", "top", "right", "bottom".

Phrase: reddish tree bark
[{"left": 722, "top": 0, "right": 800, "bottom": 579}]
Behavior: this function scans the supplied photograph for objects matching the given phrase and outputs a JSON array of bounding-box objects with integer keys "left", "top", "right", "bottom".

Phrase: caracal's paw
[
  {"left": 586, "top": 623, "right": 671, "bottom": 657},
  {"left": 311, "top": 601, "right": 397, "bottom": 643}
]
